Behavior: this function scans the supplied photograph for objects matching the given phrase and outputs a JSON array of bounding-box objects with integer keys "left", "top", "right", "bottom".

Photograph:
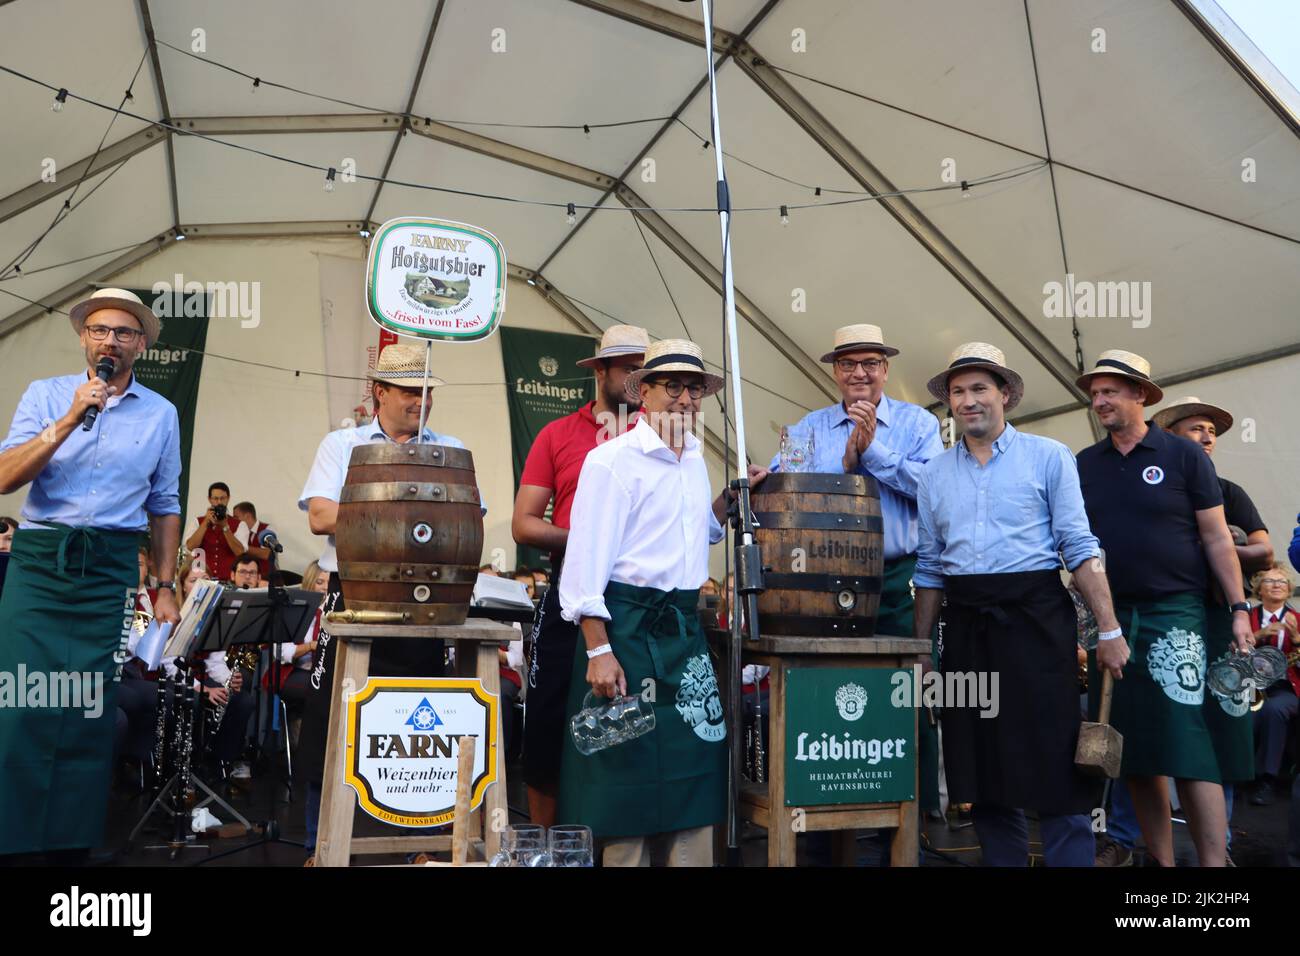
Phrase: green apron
[
  {"left": 557, "top": 581, "right": 727, "bottom": 839},
  {"left": 1201, "top": 600, "right": 1254, "bottom": 784},
  {"left": 879, "top": 555, "right": 939, "bottom": 812},
  {"left": 0, "top": 525, "right": 141, "bottom": 853},
  {"left": 1088, "top": 593, "right": 1219, "bottom": 783}
]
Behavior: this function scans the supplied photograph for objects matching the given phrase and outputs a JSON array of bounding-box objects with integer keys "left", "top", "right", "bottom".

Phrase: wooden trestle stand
[
  {"left": 314, "top": 615, "right": 518, "bottom": 867},
  {"left": 714, "top": 631, "right": 933, "bottom": 867}
]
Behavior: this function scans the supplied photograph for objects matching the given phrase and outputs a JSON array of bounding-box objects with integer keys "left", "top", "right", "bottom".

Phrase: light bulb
[
  {"left": 324, "top": 167, "right": 337, "bottom": 192},
  {"left": 52, "top": 88, "right": 68, "bottom": 112},
  {"left": 779, "top": 205, "right": 789, "bottom": 227},
  {"left": 566, "top": 202, "right": 576, "bottom": 226}
]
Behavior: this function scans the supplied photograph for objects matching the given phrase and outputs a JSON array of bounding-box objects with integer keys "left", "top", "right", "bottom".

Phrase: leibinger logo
[
  {"left": 50, "top": 886, "right": 151, "bottom": 935},
  {"left": 151, "top": 274, "right": 261, "bottom": 329}
]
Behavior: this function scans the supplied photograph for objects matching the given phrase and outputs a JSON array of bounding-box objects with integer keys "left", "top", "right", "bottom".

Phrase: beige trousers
[{"left": 601, "top": 826, "right": 714, "bottom": 867}]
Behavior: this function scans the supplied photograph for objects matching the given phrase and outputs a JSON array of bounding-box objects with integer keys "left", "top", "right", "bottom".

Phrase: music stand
[{"left": 197, "top": 568, "right": 323, "bottom": 864}]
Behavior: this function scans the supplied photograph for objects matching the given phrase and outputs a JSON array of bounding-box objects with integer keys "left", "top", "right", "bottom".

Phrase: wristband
[
  {"left": 1098, "top": 627, "right": 1123, "bottom": 642},
  {"left": 586, "top": 644, "right": 613, "bottom": 660},
  {"left": 157, "top": 581, "right": 175, "bottom": 592}
]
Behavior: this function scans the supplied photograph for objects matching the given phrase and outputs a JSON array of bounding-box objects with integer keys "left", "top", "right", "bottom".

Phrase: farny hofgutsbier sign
[
  {"left": 784, "top": 668, "right": 915, "bottom": 806},
  {"left": 365, "top": 216, "right": 506, "bottom": 342}
]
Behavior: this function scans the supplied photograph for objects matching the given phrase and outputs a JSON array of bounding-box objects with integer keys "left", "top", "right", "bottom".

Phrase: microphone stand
[{"left": 697, "top": 0, "right": 766, "bottom": 866}]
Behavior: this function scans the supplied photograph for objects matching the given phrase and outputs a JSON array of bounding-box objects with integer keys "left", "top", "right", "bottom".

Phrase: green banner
[
  {"left": 125, "top": 287, "right": 209, "bottom": 530},
  {"left": 499, "top": 327, "right": 595, "bottom": 571},
  {"left": 784, "top": 668, "right": 916, "bottom": 807}
]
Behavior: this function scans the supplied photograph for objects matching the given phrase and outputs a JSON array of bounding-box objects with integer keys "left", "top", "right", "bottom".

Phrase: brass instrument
[{"left": 132, "top": 607, "right": 154, "bottom": 636}]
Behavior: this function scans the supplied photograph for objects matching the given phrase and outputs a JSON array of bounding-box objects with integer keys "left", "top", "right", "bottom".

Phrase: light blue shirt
[
  {"left": 914, "top": 424, "right": 1099, "bottom": 589},
  {"left": 2, "top": 372, "right": 181, "bottom": 531},
  {"left": 770, "top": 394, "right": 944, "bottom": 560},
  {"left": 298, "top": 418, "right": 482, "bottom": 572}
]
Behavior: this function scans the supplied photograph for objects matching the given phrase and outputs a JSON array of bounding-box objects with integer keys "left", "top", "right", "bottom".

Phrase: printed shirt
[
  {"left": 519, "top": 401, "right": 636, "bottom": 530},
  {"left": 559, "top": 418, "right": 724, "bottom": 623},
  {"left": 770, "top": 394, "right": 943, "bottom": 560},
  {"left": 2, "top": 372, "right": 181, "bottom": 531},
  {"left": 915, "top": 424, "right": 1099, "bottom": 588},
  {"left": 1076, "top": 423, "right": 1222, "bottom": 600},
  {"left": 298, "top": 419, "right": 481, "bottom": 572}
]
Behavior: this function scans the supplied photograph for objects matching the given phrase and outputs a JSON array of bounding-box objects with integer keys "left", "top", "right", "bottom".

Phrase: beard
[{"left": 603, "top": 379, "right": 640, "bottom": 412}]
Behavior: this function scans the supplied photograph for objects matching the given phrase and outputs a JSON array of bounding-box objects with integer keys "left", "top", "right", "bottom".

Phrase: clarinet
[
  {"left": 177, "top": 675, "right": 197, "bottom": 805},
  {"left": 152, "top": 674, "right": 171, "bottom": 791}
]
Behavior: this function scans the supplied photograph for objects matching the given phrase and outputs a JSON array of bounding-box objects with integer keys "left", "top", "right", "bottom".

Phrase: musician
[
  {"left": 1154, "top": 396, "right": 1272, "bottom": 825},
  {"left": 511, "top": 323, "right": 647, "bottom": 827},
  {"left": 913, "top": 344, "right": 1124, "bottom": 866},
  {"left": 1076, "top": 350, "right": 1252, "bottom": 867},
  {"left": 558, "top": 338, "right": 767, "bottom": 866},
  {"left": 0, "top": 287, "right": 181, "bottom": 862},
  {"left": 297, "top": 342, "right": 482, "bottom": 860},
  {"left": 771, "top": 323, "right": 945, "bottom": 815},
  {"left": 1247, "top": 564, "right": 1299, "bottom": 806},
  {"left": 232, "top": 500, "right": 276, "bottom": 579},
  {"left": 184, "top": 482, "right": 245, "bottom": 582}
]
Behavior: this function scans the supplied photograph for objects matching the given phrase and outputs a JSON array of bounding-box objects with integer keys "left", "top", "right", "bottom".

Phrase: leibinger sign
[
  {"left": 365, "top": 216, "right": 507, "bottom": 342},
  {"left": 344, "top": 678, "right": 498, "bottom": 827}
]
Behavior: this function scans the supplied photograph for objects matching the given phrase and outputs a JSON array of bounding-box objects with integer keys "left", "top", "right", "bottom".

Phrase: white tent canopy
[{"left": 2, "top": 0, "right": 1298, "bottom": 572}]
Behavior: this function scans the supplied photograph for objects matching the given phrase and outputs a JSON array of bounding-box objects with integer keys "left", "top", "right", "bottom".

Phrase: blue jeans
[
  {"left": 1107, "top": 778, "right": 1140, "bottom": 850},
  {"left": 972, "top": 804, "right": 1094, "bottom": 866}
]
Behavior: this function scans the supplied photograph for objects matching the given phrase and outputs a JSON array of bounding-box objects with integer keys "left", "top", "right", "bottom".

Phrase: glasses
[
  {"left": 649, "top": 379, "right": 705, "bottom": 399},
  {"left": 834, "top": 358, "right": 885, "bottom": 374},
  {"left": 1260, "top": 579, "right": 1289, "bottom": 587},
  {"left": 84, "top": 324, "right": 143, "bottom": 343}
]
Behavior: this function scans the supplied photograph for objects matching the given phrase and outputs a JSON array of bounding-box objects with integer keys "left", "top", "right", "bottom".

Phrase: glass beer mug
[
  {"left": 569, "top": 692, "right": 656, "bottom": 756},
  {"left": 779, "top": 426, "right": 815, "bottom": 473}
]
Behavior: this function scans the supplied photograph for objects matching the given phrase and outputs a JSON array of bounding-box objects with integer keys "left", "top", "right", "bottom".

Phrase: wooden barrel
[
  {"left": 751, "top": 472, "right": 884, "bottom": 636},
  {"left": 336, "top": 442, "right": 483, "bottom": 625}
]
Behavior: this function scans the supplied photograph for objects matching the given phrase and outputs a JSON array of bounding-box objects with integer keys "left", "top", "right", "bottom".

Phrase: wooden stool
[
  {"left": 315, "top": 618, "right": 518, "bottom": 867},
  {"left": 718, "top": 633, "right": 932, "bottom": 867}
]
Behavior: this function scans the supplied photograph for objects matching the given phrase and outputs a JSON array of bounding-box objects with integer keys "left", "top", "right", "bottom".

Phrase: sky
[{"left": 1214, "top": 0, "right": 1300, "bottom": 91}]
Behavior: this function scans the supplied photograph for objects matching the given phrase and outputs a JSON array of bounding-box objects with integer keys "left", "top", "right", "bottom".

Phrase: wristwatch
[
  {"left": 157, "top": 581, "right": 176, "bottom": 592},
  {"left": 1229, "top": 602, "right": 1250, "bottom": 614}
]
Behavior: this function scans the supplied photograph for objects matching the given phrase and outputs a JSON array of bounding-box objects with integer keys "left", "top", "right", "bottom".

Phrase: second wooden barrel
[
  {"left": 751, "top": 472, "right": 884, "bottom": 636},
  {"left": 336, "top": 442, "right": 483, "bottom": 625}
]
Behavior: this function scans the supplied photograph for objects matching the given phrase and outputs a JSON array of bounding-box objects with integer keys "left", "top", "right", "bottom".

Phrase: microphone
[
  {"left": 260, "top": 530, "right": 284, "bottom": 554},
  {"left": 81, "top": 356, "right": 116, "bottom": 431}
]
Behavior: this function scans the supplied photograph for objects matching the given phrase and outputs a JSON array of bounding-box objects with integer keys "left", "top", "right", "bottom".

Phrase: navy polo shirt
[{"left": 1076, "top": 422, "right": 1222, "bottom": 600}]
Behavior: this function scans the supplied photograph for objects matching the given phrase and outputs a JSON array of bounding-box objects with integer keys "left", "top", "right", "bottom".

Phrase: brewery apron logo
[
  {"left": 834, "top": 682, "right": 867, "bottom": 721},
  {"left": 365, "top": 216, "right": 507, "bottom": 343},
  {"left": 538, "top": 356, "right": 559, "bottom": 377},
  {"left": 1142, "top": 466, "right": 1165, "bottom": 485},
  {"left": 1211, "top": 684, "right": 1251, "bottom": 718},
  {"left": 345, "top": 678, "right": 498, "bottom": 827},
  {"left": 676, "top": 654, "right": 726, "bottom": 743},
  {"left": 1146, "top": 628, "right": 1206, "bottom": 705}
]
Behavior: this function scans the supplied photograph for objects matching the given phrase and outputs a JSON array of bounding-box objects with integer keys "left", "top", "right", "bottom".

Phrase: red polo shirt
[{"left": 519, "top": 402, "right": 635, "bottom": 531}]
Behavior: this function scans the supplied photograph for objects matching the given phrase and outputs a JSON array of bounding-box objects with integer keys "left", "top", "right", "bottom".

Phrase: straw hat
[
  {"left": 820, "top": 323, "right": 899, "bottom": 363},
  {"left": 367, "top": 342, "right": 446, "bottom": 388},
  {"left": 69, "top": 287, "right": 160, "bottom": 347},
  {"left": 576, "top": 324, "right": 649, "bottom": 368},
  {"left": 1076, "top": 349, "right": 1163, "bottom": 404},
  {"left": 1152, "top": 396, "right": 1233, "bottom": 435},
  {"left": 624, "top": 339, "right": 724, "bottom": 401},
  {"left": 926, "top": 342, "right": 1025, "bottom": 410}
]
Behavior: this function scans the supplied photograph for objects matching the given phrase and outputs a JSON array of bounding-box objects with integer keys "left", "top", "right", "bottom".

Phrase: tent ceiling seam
[{"left": 135, "top": 0, "right": 180, "bottom": 229}]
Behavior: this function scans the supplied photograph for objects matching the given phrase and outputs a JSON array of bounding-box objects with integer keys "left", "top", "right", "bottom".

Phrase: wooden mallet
[{"left": 1075, "top": 671, "right": 1123, "bottom": 778}]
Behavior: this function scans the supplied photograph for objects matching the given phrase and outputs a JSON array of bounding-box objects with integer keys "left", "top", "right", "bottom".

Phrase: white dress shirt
[
  {"left": 560, "top": 418, "right": 724, "bottom": 623},
  {"left": 298, "top": 419, "right": 482, "bottom": 572}
]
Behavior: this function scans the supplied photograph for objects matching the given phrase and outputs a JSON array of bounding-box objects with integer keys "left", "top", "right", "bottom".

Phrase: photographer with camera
[{"left": 184, "top": 481, "right": 245, "bottom": 583}]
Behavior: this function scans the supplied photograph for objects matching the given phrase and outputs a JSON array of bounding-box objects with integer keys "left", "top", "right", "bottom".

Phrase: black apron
[{"left": 940, "top": 569, "right": 1096, "bottom": 815}]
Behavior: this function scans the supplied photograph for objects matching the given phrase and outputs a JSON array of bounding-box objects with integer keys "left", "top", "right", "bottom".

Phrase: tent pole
[
  {"left": 699, "top": 0, "right": 765, "bottom": 867},
  {"left": 416, "top": 340, "right": 432, "bottom": 445}
]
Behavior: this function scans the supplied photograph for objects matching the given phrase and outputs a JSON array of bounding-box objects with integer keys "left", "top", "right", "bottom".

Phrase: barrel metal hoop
[
  {"left": 761, "top": 573, "right": 882, "bottom": 594},
  {"left": 750, "top": 511, "right": 884, "bottom": 532},
  {"left": 758, "top": 472, "right": 877, "bottom": 496},
  {"left": 338, "top": 561, "right": 480, "bottom": 584},
  {"left": 346, "top": 443, "right": 475, "bottom": 470},
  {"left": 339, "top": 481, "right": 481, "bottom": 505},
  {"left": 754, "top": 614, "right": 878, "bottom": 636}
]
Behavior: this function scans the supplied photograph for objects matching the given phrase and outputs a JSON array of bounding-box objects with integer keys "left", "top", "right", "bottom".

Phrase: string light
[
  {"left": 583, "top": 124, "right": 590, "bottom": 138},
  {"left": 324, "top": 167, "right": 336, "bottom": 192},
  {"left": 960, "top": 180, "right": 971, "bottom": 198},
  {"left": 251, "top": 77, "right": 261, "bottom": 93},
  {"left": 566, "top": 202, "right": 577, "bottom": 226},
  {"left": 779, "top": 204, "right": 789, "bottom": 226},
  {"left": 814, "top": 186, "right": 821, "bottom": 197},
  {"left": 52, "top": 88, "right": 68, "bottom": 112}
]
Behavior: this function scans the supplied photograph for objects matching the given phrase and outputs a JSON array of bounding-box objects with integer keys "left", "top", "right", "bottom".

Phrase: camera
[{"left": 213, "top": 503, "right": 227, "bottom": 522}]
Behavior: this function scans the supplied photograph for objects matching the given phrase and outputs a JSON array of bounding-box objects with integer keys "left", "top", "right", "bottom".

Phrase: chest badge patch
[
  {"left": 1142, "top": 466, "right": 1165, "bottom": 485},
  {"left": 1146, "top": 628, "right": 1206, "bottom": 706}
]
